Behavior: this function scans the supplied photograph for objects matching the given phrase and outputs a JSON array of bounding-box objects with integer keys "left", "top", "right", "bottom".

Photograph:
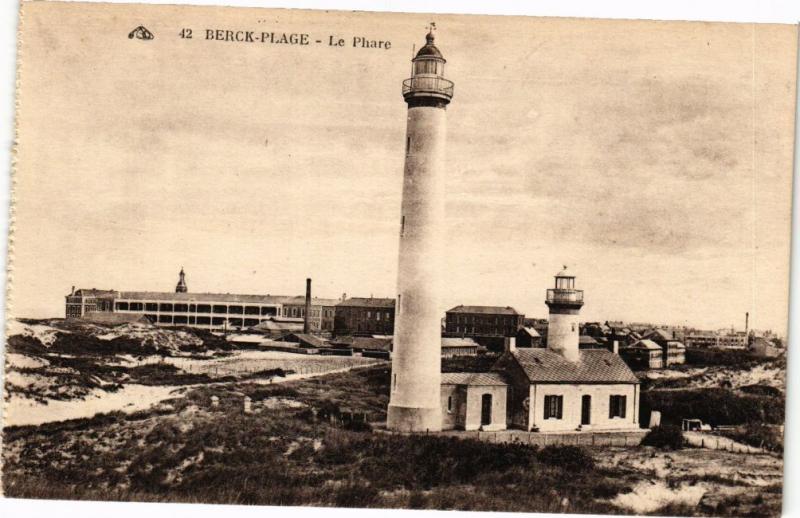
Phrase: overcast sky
[{"left": 11, "top": 3, "right": 796, "bottom": 333}]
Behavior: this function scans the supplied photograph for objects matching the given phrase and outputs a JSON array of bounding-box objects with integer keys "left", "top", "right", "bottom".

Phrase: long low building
[{"left": 65, "top": 270, "right": 338, "bottom": 332}]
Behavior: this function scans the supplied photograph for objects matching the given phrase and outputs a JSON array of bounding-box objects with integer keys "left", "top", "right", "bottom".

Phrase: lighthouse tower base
[{"left": 387, "top": 405, "right": 441, "bottom": 433}]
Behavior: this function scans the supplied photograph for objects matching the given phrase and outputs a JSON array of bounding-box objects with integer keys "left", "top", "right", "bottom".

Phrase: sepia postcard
[{"left": 2, "top": 1, "right": 797, "bottom": 517}]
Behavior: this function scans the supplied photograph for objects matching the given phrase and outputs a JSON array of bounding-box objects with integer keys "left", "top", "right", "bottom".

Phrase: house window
[
  {"left": 392, "top": 374, "right": 397, "bottom": 392},
  {"left": 609, "top": 395, "right": 627, "bottom": 418},
  {"left": 400, "top": 215, "right": 405, "bottom": 236},
  {"left": 544, "top": 395, "right": 563, "bottom": 419},
  {"left": 406, "top": 136, "right": 411, "bottom": 154},
  {"left": 447, "top": 396, "right": 453, "bottom": 413}
]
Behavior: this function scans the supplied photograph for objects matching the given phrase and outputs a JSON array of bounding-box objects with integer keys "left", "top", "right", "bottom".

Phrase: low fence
[
  {"left": 434, "top": 429, "right": 649, "bottom": 447},
  {"left": 683, "top": 431, "right": 762, "bottom": 453},
  {"left": 182, "top": 356, "right": 381, "bottom": 378}
]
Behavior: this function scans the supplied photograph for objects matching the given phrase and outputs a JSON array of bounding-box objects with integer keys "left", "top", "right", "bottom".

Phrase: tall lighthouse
[
  {"left": 387, "top": 28, "right": 454, "bottom": 432},
  {"left": 545, "top": 267, "right": 584, "bottom": 362}
]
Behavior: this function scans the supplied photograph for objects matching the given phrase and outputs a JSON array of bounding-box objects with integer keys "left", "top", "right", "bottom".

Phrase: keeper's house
[
  {"left": 491, "top": 347, "right": 640, "bottom": 432},
  {"left": 440, "top": 269, "right": 641, "bottom": 433}
]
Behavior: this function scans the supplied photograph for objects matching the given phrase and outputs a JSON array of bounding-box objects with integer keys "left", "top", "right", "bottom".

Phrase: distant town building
[
  {"left": 278, "top": 296, "right": 338, "bottom": 332},
  {"left": 441, "top": 337, "right": 481, "bottom": 357},
  {"left": 445, "top": 305, "right": 524, "bottom": 337},
  {"left": 717, "top": 330, "right": 748, "bottom": 349},
  {"left": 619, "top": 339, "right": 664, "bottom": 369},
  {"left": 333, "top": 297, "right": 395, "bottom": 336},
  {"left": 578, "top": 335, "right": 603, "bottom": 349},
  {"left": 65, "top": 270, "right": 335, "bottom": 333},
  {"left": 749, "top": 337, "right": 783, "bottom": 358},
  {"left": 515, "top": 326, "right": 542, "bottom": 348},
  {"left": 684, "top": 332, "right": 718, "bottom": 348},
  {"left": 64, "top": 288, "right": 116, "bottom": 318},
  {"left": 642, "top": 329, "right": 686, "bottom": 366}
]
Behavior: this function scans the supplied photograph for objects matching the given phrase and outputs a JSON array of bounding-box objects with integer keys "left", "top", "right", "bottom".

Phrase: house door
[
  {"left": 581, "top": 395, "right": 591, "bottom": 425},
  {"left": 481, "top": 394, "right": 492, "bottom": 426}
]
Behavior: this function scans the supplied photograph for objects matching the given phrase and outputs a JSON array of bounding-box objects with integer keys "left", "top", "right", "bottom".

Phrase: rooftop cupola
[
  {"left": 175, "top": 267, "right": 187, "bottom": 293},
  {"left": 402, "top": 26, "right": 454, "bottom": 107}
]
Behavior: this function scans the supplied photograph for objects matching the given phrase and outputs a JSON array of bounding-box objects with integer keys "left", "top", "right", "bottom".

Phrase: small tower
[
  {"left": 175, "top": 268, "right": 187, "bottom": 293},
  {"left": 387, "top": 26, "right": 454, "bottom": 433},
  {"left": 545, "top": 267, "right": 584, "bottom": 362}
]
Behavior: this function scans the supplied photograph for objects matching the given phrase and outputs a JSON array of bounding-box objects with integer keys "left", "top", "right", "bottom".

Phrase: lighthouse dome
[
  {"left": 555, "top": 266, "right": 574, "bottom": 278},
  {"left": 415, "top": 31, "right": 444, "bottom": 59}
]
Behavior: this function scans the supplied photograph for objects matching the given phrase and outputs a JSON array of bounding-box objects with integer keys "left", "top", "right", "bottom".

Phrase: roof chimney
[{"left": 303, "top": 278, "right": 312, "bottom": 334}]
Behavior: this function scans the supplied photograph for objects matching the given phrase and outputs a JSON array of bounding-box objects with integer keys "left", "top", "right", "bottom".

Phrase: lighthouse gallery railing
[
  {"left": 402, "top": 76, "right": 454, "bottom": 97},
  {"left": 546, "top": 289, "right": 584, "bottom": 304}
]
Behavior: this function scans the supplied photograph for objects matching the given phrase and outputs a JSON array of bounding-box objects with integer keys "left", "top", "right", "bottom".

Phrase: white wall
[
  {"left": 528, "top": 383, "right": 639, "bottom": 432},
  {"left": 464, "top": 385, "right": 507, "bottom": 431}
]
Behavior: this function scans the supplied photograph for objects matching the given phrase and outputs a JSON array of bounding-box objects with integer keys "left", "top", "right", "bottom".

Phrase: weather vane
[{"left": 427, "top": 22, "right": 437, "bottom": 32}]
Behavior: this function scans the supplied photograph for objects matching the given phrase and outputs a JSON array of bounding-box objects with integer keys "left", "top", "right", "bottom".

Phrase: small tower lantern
[{"left": 545, "top": 266, "right": 584, "bottom": 362}]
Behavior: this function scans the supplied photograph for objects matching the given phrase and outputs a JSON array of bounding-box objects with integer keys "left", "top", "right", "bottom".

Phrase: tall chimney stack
[
  {"left": 745, "top": 311, "right": 750, "bottom": 344},
  {"left": 303, "top": 278, "right": 312, "bottom": 334}
]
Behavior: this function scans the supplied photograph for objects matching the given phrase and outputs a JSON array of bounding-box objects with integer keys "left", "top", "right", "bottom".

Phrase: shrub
[
  {"left": 334, "top": 482, "right": 379, "bottom": 508},
  {"left": 6, "top": 334, "right": 47, "bottom": 355},
  {"left": 642, "top": 425, "right": 684, "bottom": 450},
  {"left": 684, "top": 347, "right": 758, "bottom": 368},
  {"left": 739, "top": 384, "right": 782, "bottom": 397},
  {"left": 341, "top": 420, "right": 372, "bottom": 433},
  {"left": 720, "top": 423, "right": 783, "bottom": 453},
  {"left": 536, "top": 445, "right": 595, "bottom": 471},
  {"left": 641, "top": 388, "right": 784, "bottom": 427}
]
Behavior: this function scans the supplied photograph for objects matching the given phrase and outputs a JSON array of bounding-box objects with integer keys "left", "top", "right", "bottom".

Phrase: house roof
[
  {"left": 117, "top": 291, "right": 289, "bottom": 304},
  {"left": 269, "top": 296, "right": 341, "bottom": 307},
  {"left": 504, "top": 348, "right": 639, "bottom": 384},
  {"left": 336, "top": 297, "right": 395, "bottom": 308},
  {"left": 352, "top": 336, "right": 393, "bottom": 351},
  {"left": 579, "top": 335, "right": 599, "bottom": 345},
  {"left": 623, "top": 339, "right": 662, "bottom": 351},
  {"left": 282, "top": 333, "right": 328, "bottom": 348},
  {"left": 446, "top": 305, "right": 520, "bottom": 315},
  {"left": 441, "top": 337, "right": 480, "bottom": 348},
  {"left": 644, "top": 329, "right": 675, "bottom": 342},
  {"left": 518, "top": 327, "right": 541, "bottom": 338},
  {"left": 441, "top": 372, "right": 507, "bottom": 386},
  {"left": 252, "top": 319, "right": 304, "bottom": 331},
  {"left": 73, "top": 289, "right": 117, "bottom": 298}
]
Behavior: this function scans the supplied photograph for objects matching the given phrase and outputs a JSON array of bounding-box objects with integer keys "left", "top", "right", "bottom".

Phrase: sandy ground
[
  {"left": 643, "top": 363, "right": 785, "bottom": 391},
  {"left": 4, "top": 384, "right": 187, "bottom": 426},
  {"left": 6, "top": 320, "right": 64, "bottom": 346},
  {"left": 611, "top": 479, "right": 708, "bottom": 514},
  {"left": 3, "top": 348, "right": 383, "bottom": 427},
  {"left": 598, "top": 446, "right": 783, "bottom": 514}
]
